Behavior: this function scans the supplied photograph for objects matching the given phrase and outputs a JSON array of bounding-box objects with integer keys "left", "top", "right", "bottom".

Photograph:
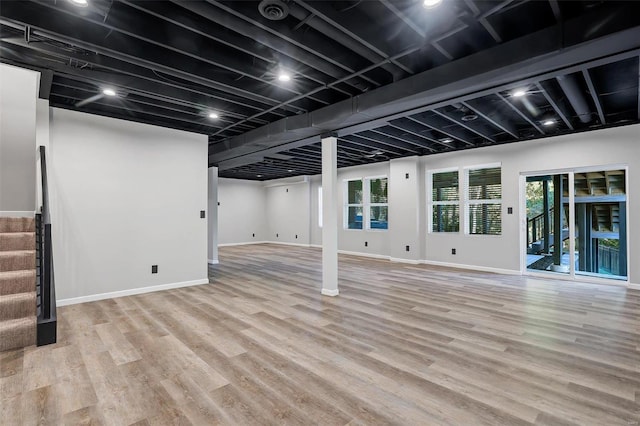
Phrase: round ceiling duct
[
  {"left": 258, "top": 0, "right": 290, "bottom": 20},
  {"left": 461, "top": 113, "right": 478, "bottom": 122}
]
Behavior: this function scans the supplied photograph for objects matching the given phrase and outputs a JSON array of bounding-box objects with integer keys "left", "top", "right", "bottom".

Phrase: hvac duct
[{"left": 556, "top": 74, "right": 592, "bottom": 123}]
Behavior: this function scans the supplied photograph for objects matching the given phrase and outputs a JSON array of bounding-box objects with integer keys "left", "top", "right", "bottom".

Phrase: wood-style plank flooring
[{"left": 2, "top": 244, "right": 640, "bottom": 425}]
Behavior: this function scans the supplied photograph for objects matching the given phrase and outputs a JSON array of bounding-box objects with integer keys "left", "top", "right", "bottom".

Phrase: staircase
[{"left": 0, "top": 216, "right": 37, "bottom": 352}]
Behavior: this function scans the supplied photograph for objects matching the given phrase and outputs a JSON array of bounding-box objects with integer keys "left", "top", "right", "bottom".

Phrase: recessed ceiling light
[
  {"left": 208, "top": 112, "right": 219, "bottom": 119},
  {"left": 542, "top": 119, "right": 556, "bottom": 126},
  {"left": 512, "top": 89, "right": 527, "bottom": 98},
  {"left": 102, "top": 88, "right": 117, "bottom": 96},
  {"left": 68, "top": 0, "right": 88, "bottom": 6},
  {"left": 278, "top": 73, "right": 291, "bottom": 82},
  {"left": 423, "top": 0, "right": 442, "bottom": 8},
  {"left": 287, "top": 169, "right": 295, "bottom": 172},
  {"left": 257, "top": 174, "right": 263, "bottom": 178},
  {"left": 439, "top": 137, "right": 454, "bottom": 143}
]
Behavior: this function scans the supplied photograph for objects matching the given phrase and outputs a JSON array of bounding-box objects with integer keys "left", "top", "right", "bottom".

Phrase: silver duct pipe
[{"left": 556, "top": 74, "right": 592, "bottom": 123}]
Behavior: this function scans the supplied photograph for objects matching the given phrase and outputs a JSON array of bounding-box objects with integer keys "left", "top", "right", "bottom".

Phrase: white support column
[
  {"left": 208, "top": 167, "right": 219, "bottom": 265},
  {"left": 321, "top": 135, "right": 339, "bottom": 296}
]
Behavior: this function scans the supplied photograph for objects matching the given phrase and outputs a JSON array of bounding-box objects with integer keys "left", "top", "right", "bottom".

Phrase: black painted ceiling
[{"left": 1, "top": 0, "right": 639, "bottom": 180}]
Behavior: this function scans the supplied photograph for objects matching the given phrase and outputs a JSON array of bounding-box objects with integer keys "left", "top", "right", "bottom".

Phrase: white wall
[
  {"left": 49, "top": 108, "right": 209, "bottom": 302},
  {"left": 265, "top": 179, "right": 311, "bottom": 245},
  {"left": 208, "top": 167, "right": 219, "bottom": 263},
  {"left": 217, "top": 178, "right": 267, "bottom": 245},
  {"left": 421, "top": 124, "right": 640, "bottom": 279},
  {"left": 0, "top": 64, "right": 39, "bottom": 212}
]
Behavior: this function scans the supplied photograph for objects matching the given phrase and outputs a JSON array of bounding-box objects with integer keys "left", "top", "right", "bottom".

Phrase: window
[
  {"left": 465, "top": 165, "right": 502, "bottom": 235},
  {"left": 344, "top": 177, "right": 388, "bottom": 230},
  {"left": 368, "top": 177, "right": 388, "bottom": 230},
  {"left": 345, "top": 179, "right": 363, "bottom": 229},
  {"left": 429, "top": 169, "right": 460, "bottom": 232}
]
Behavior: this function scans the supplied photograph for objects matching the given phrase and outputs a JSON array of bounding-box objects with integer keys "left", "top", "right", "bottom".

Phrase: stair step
[
  {"left": 0, "top": 270, "right": 36, "bottom": 295},
  {"left": 0, "top": 217, "right": 35, "bottom": 233},
  {"left": 0, "top": 251, "right": 36, "bottom": 272},
  {"left": 0, "top": 317, "right": 36, "bottom": 352},
  {"left": 0, "top": 232, "right": 35, "bottom": 251},
  {"left": 0, "top": 292, "right": 36, "bottom": 320}
]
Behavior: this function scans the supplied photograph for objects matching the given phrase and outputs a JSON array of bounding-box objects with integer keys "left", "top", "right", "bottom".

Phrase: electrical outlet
[
  {"left": 295, "top": 234, "right": 298, "bottom": 239},
  {"left": 276, "top": 233, "right": 279, "bottom": 238},
  {"left": 200, "top": 210, "right": 205, "bottom": 218},
  {"left": 507, "top": 207, "right": 513, "bottom": 214},
  {"left": 451, "top": 248, "right": 456, "bottom": 255},
  {"left": 152, "top": 265, "right": 158, "bottom": 274},
  {"left": 405, "top": 173, "right": 409, "bottom": 179},
  {"left": 286, "top": 188, "right": 289, "bottom": 192},
  {"left": 364, "top": 241, "right": 368, "bottom": 247},
  {"left": 252, "top": 233, "right": 255, "bottom": 237},
  {"left": 406, "top": 245, "right": 410, "bottom": 252},
  {"left": 217, "top": 202, "right": 220, "bottom": 206}
]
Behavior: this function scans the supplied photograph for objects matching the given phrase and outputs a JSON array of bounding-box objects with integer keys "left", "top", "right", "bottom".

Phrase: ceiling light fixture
[
  {"left": 439, "top": 137, "right": 454, "bottom": 143},
  {"left": 287, "top": 169, "right": 295, "bottom": 172},
  {"left": 257, "top": 174, "right": 263, "bottom": 178},
  {"left": 278, "top": 73, "right": 291, "bottom": 82},
  {"left": 102, "top": 88, "right": 117, "bottom": 96},
  {"left": 542, "top": 119, "right": 556, "bottom": 126},
  {"left": 512, "top": 89, "right": 527, "bottom": 98},
  {"left": 423, "top": 0, "right": 442, "bottom": 8},
  {"left": 208, "top": 112, "right": 219, "bottom": 119},
  {"left": 68, "top": 0, "right": 89, "bottom": 6}
]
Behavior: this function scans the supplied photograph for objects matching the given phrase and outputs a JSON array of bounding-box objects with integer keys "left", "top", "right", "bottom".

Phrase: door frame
[{"left": 520, "top": 164, "right": 630, "bottom": 287}]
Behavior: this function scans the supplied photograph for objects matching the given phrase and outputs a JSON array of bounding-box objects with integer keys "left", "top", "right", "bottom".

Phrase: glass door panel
[
  {"left": 574, "top": 169, "right": 627, "bottom": 279},
  {"left": 526, "top": 173, "right": 570, "bottom": 274}
]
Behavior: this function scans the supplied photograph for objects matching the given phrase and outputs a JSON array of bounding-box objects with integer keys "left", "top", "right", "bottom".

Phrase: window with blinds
[
  {"left": 465, "top": 166, "right": 502, "bottom": 235},
  {"left": 429, "top": 169, "right": 460, "bottom": 232}
]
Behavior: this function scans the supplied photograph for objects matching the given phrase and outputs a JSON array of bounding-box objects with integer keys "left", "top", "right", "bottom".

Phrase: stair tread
[
  {"left": 0, "top": 269, "right": 36, "bottom": 277},
  {"left": 0, "top": 316, "right": 36, "bottom": 331},
  {"left": 0, "top": 217, "right": 36, "bottom": 233},
  {"left": 0, "top": 291, "right": 37, "bottom": 301}
]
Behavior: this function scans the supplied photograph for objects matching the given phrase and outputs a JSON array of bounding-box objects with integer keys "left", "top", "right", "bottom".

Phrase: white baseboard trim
[
  {"left": 628, "top": 283, "right": 640, "bottom": 291},
  {"left": 338, "top": 250, "right": 390, "bottom": 261},
  {"left": 309, "top": 244, "right": 322, "bottom": 249},
  {"left": 265, "top": 241, "right": 312, "bottom": 248},
  {"left": 321, "top": 288, "right": 339, "bottom": 296},
  {"left": 0, "top": 211, "right": 36, "bottom": 217},
  {"left": 57, "top": 278, "right": 210, "bottom": 306},
  {"left": 420, "top": 260, "right": 520, "bottom": 276},
  {"left": 208, "top": 259, "right": 219, "bottom": 265},
  {"left": 390, "top": 257, "right": 421, "bottom": 265},
  {"left": 218, "top": 241, "right": 268, "bottom": 247}
]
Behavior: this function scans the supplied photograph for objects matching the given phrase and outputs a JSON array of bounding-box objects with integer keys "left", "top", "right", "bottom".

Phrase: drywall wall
[
  {"left": 421, "top": 124, "right": 640, "bottom": 279},
  {"left": 217, "top": 178, "right": 267, "bottom": 245},
  {"left": 208, "top": 167, "right": 219, "bottom": 264},
  {"left": 265, "top": 179, "right": 311, "bottom": 245},
  {"left": 48, "top": 108, "right": 209, "bottom": 302},
  {"left": 0, "top": 64, "right": 38, "bottom": 212},
  {"left": 389, "top": 157, "right": 421, "bottom": 262}
]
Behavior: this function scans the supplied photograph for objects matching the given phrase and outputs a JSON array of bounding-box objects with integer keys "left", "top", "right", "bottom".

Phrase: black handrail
[{"left": 37, "top": 146, "right": 56, "bottom": 345}]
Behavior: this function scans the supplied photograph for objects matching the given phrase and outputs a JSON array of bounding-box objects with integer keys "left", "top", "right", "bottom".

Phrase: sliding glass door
[{"left": 524, "top": 168, "right": 627, "bottom": 281}]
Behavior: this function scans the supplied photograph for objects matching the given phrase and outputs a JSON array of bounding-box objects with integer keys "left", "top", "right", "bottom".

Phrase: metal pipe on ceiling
[{"left": 556, "top": 74, "right": 592, "bottom": 123}]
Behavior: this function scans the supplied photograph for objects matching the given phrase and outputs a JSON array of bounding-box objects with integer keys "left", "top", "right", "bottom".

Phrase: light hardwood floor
[{"left": 2, "top": 244, "right": 639, "bottom": 425}]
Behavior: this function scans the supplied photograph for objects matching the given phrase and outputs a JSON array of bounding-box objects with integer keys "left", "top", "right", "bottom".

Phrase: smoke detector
[{"left": 259, "top": 0, "right": 289, "bottom": 20}]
